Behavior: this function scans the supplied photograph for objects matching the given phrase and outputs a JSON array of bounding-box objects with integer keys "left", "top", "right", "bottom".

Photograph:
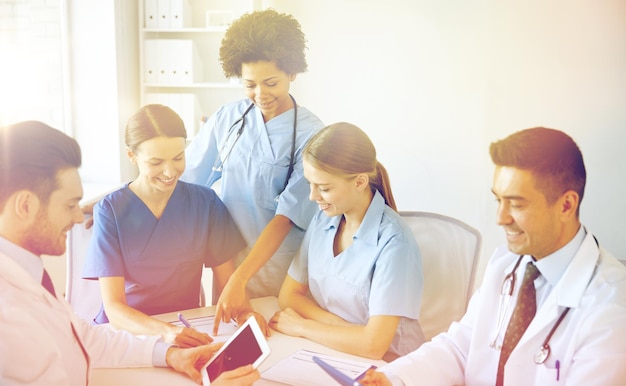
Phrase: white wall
[{"left": 263, "top": 0, "right": 626, "bottom": 286}]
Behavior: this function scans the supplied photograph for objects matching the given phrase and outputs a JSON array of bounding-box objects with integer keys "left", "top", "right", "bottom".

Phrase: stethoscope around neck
[
  {"left": 490, "top": 254, "right": 571, "bottom": 365},
  {"left": 210, "top": 94, "right": 298, "bottom": 193}
]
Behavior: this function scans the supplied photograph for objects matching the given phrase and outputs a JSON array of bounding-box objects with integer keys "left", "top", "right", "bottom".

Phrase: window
[{"left": 0, "top": 0, "right": 69, "bottom": 131}]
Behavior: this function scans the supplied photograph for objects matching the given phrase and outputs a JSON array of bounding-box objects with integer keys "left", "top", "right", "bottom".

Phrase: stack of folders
[
  {"left": 144, "top": 0, "right": 191, "bottom": 29},
  {"left": 144, "top": 92, "right": 202, "bottom": 140},
  {"left": 144, "top": 39, "right": 203, "bottom": 85}
]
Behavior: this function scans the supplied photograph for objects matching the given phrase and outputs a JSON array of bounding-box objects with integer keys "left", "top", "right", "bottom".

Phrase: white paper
[
  {"left": 170, "top": 314, "right": 239, "bottom": 342},
  {"left": 261, "top": 349, "right": 376, "bottom": 386}
]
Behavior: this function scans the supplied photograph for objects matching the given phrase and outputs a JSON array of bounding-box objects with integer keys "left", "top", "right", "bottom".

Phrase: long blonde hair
[{"left": 303, "top": 122, "right": 397, "bottom": 211}]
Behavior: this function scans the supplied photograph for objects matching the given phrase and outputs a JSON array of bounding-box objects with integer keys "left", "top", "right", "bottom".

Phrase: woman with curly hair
[{"left": 181, "top": 9, "right": 325, "bottom": 332}]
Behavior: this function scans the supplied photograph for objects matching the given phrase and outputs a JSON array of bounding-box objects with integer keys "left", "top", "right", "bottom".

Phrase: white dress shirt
[{"left": 0, "top": 237, "right": 170, "bottom": 386}]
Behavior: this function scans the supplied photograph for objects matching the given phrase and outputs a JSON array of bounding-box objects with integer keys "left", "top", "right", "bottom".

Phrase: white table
[{"left": 90, "top": 296, "right": 386, "bottom": 385}]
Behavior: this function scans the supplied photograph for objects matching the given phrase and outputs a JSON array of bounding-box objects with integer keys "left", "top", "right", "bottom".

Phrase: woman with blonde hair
[{"left": 269, "top": 122, "right": 425, "bottom": 361}]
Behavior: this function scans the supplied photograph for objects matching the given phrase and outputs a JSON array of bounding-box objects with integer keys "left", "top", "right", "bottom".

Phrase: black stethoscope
[
  {"left": 210, "top": 94, "right": 298, "bottom": 193},
  {"left": 490, "top": 254, "right": 571, "bottom": 365}
]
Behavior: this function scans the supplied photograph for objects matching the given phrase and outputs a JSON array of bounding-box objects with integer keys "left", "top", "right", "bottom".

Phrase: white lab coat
[
  {"left": 0, "top": 252, "right": 159, "bottom": 386},
  {"left": 381, "top": 231, "right": 626, "bottom": 385}
]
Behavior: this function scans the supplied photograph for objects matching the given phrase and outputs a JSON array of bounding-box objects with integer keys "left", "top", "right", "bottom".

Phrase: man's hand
[
  {"left": 165, "top": 344, "right": 220, "bottom": 384},
  {"left": 359, "top": 368, "right": 393, "bottom": 386},
  {"left": 212, "top": 364, "right": 260, "bottom": 385},
  {"left": 80, "top": 201, "right": 96, "bottom": 229},
  {"left": 166, "top": 344, "right": 260, "bottom": 385}
]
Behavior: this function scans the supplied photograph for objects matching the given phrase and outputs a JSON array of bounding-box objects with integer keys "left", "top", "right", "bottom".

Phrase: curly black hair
[{"left": 219, "top": 9, "right": 308, "bottom": 78}]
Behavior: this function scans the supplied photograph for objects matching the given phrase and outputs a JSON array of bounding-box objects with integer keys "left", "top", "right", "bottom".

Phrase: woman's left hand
[
  {"left": 236, "top": 310, "right": 271, "bottom": 337},
  {"left": 268, "top": 307, "right": 305, "bottom": 337}
]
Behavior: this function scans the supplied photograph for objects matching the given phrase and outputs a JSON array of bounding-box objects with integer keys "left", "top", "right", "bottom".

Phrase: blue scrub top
[
  {"left": 181, "top": 98, "right": 325, "bottom": 297},
  {"left": 288, "top": 191, "right": 425, "bottom": 356},
  {"left": 83, "top": 181, "right": 246, "bottom": 323}
]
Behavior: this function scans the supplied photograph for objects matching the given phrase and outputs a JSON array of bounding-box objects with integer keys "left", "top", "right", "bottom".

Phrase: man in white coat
[
  {"left": 0, "top": 121, "right": 260, "bottom": 385},
  {"left": 362, "top": 127, "right": 626, "bottom": 386}
]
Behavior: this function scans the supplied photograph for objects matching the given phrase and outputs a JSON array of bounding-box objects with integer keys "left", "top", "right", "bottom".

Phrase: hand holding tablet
[{"left": 201, "top": 315, "right": 270, "bottom": 385}]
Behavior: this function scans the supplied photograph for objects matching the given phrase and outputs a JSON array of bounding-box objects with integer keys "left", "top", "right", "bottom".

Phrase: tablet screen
[{"left": 203, "top": 317, "right": 269, "bottom": 384}]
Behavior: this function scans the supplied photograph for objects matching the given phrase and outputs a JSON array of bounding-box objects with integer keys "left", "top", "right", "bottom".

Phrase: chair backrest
[
  {"left": 399, "top": 211, "right": 482, "bottom": 341},
  {"left": 65, "top": 219, "right": 102, "bottom": 322}
]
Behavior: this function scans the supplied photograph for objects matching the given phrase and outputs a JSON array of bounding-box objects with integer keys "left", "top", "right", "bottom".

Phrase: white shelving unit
[{"left": 138, "top": 0, "right": 260, "bottom": 139}]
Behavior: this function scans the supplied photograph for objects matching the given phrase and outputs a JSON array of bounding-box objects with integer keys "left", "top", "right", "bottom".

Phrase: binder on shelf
[
  {"left": 146, "top": 0, "right": 191, "bottom": 30},
  {"left": 162, "top": 40, "right": 177, "bottom": 83},
  {"left": 157, "top": 0, "right": 170, "bottom": 28},
  {"left": 150, "top": 39, "right": 171, "bottom": 83},
  {"left": 170, "top": 0, "right": 191, "bottom": 29},
  {"left": 180, "top": 93, "right": 202, "bottom": 140},
  {"left": 170, "top": 39, "right": 203, "bottom": 84},
  {"left": 144, "top": 39, "right": 202, "bottom": 84},
  {"left": 143, "top": 39, "right": 158, "bottom": 83},
  {"left": 144, "top": 0, "right": 158, "bottom": 28}
]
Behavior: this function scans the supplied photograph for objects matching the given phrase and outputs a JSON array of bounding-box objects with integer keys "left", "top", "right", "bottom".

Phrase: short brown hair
[
  {"left": 0, "top": 121, "right": 81, "bottom": 208},
  {"left": 490, "top": 127, "right": 586, "bottom": 211}
]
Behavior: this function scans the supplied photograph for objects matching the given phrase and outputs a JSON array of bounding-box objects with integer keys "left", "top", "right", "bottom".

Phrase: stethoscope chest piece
[{"left": 534, "top": 344, "right": 550, "bottom": 364}]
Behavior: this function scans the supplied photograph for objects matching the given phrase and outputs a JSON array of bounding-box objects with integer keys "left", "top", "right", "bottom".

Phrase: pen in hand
[
  {"left": 178, "top": 312, "right": 193, "bottom": 328},
  {"left": 174, "top": 313, "right": 213, "bottom": 347}
]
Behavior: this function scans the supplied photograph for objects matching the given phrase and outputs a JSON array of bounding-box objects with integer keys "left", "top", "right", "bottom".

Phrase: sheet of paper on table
[
  {"left": 170, "top": 315, "right": 238, "bottom": 342},
  {"left": 260, "top": 349, "right": 376, "bottom": 386}
]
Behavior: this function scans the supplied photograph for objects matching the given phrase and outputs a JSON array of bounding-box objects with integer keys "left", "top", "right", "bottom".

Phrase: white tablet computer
[{"left": 201, "top": 316, "right": 270, "bottom": 385}]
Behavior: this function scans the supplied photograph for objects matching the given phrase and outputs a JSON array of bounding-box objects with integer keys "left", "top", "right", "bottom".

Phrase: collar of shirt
[
  {"left": 0, "top": 236, "right": 44, "bottom": 283},
  {"left": 534, "top": 225, "right": 586, "bottom": 287},
  {"left": 322, "top": 190, "right": 386, "bottom": 248}
]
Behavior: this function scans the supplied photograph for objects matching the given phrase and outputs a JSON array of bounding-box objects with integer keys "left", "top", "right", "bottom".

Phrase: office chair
[
  {"left": 399, "top": 211, "right": 482, "bottom": 341},
  {"left": 65, "top": 219, "right": 102, "bottom": 322}
]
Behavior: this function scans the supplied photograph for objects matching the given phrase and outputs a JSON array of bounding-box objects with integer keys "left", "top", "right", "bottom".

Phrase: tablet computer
[{"left": 201, "top": 316, "right": 270, "bottom": 385}]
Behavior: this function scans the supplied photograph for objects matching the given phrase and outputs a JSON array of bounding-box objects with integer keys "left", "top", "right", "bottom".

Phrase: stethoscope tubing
[
  {"left": 491, "top": 254, "right": 571, "bottom": 365},
  {"left": 209, "top": 95, "right": 298, "bottom": 194},
  {"left": 211, "top": 102, "right": 256, "bottom": 173}
]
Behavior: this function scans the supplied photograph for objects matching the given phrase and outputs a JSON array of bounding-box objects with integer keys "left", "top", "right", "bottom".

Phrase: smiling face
[
  {"left": 304, "top": 158, "right": 369, "bottom": 219},
  {"left": 241, "top": 61, "right": 295, "bottom": 121},
  {"left": 22, "top": 168, "right": 84, "bottom": 256},
  {"left": 491, "top": 166, "right": 578, "bottom": 260},
  {"left": 129, "top": 136, "right": 186, "bottom": 194}
]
